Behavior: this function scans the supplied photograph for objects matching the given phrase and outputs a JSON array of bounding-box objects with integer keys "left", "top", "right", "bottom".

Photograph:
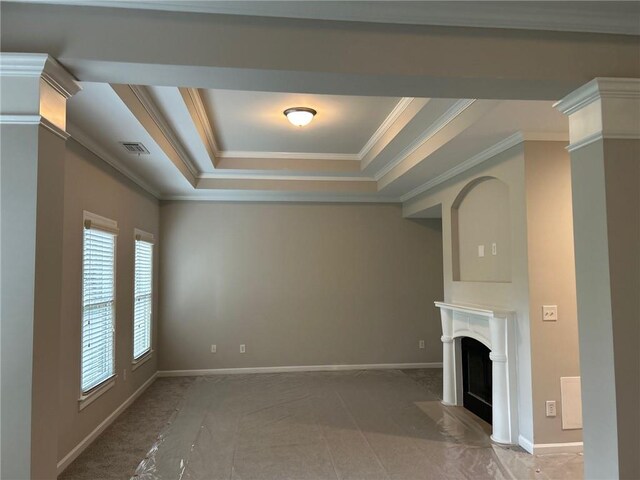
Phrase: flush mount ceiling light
[{"left": 283, "top": 107, "right": 317, "bottom": 127}]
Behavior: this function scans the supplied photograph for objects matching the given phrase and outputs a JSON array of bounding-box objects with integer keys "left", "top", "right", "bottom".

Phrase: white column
[
  {"left": 555, "top": 78, "right": 640, "bottom": 480},
  {"left": 439, "top": 308, "right": 456, "bottom": 406},
  {"left": 0, "top": 53, "right": 80, "bottom": 480},
  {"left": 489, "top": 316, "right": 510, "bottom": 444}
]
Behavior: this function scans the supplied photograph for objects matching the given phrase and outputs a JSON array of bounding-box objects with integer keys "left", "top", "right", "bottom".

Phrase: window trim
[
  {"left": 79, "top": 211, "right": 118, "bottom": 407},
  {"left": 132, "top": 228, "right": 154, "bottom": 362}
]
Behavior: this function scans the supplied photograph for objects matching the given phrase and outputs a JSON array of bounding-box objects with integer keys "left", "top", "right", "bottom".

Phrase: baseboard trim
[
  {"left": 518, "top": 435, "right": 583, "bottom": 455},
  {"left": 158, "top": 362, "right": 442, "bottom": 377},
  {"left": 56, "top": 372, "right": 159, "bottom": 475},
  {"left": 533, "top": 441, "right": 584, "bottom": 454}
]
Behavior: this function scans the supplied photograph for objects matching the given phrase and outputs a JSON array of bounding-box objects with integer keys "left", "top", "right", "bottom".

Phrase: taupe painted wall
[
  {"left": 524, "top": 142, "right": 581, "bottom": 445},
  {"left": 456, "top": 178, "right": 511, "bottom": 282},
  {"left": 57, "top": 140, "right": 160, "bottom": 463},
  {"left": 403, "top": 141, "right": 582, "bottom": 447},
  {"left": 158, "top": 202, "right": 444, "bottom": 371}
]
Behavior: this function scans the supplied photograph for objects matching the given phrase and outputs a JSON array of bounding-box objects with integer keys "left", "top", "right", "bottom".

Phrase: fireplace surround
[{"left": 435, "top": 302, "right": 518, "bottom": 445}]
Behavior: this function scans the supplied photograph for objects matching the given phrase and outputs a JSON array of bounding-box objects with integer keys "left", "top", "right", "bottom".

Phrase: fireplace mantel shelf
[{"left": 434, "top": 302, "right": 515, "bottom": 319}]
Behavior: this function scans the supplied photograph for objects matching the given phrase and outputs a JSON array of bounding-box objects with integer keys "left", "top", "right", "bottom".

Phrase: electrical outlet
[
  {"left": 478, "top": 245, "right": 485, "bottom": 257},
  {"left": 240, "top": 344, "right": 246, "bottom": 354},
  {"left": 542, "top": 305, "right": 558, "bottom": 321},
  {"left": 419, "top": 340, "right": 425, "bottom": 349},
  {"left": 492, "top": 243, "right": 497, "bottom": 255},
  {"left": 546, "top": 400, "right": 557, "bottom": 417},
  {"left": 210, "top": 344, "right": 217, "bottom": 354}
]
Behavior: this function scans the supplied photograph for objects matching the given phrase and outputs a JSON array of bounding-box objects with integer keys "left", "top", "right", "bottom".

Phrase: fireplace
[{"left": 435, "top": 302, "right": 518, "bottom": 445}]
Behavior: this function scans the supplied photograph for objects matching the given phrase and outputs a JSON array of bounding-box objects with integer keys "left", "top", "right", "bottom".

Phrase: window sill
[
  {"left": 78, "top": 375, "right": 117, "bottom": 411},
  {"left": 132, "top": 350, "right": 154, "bottom": 371}
]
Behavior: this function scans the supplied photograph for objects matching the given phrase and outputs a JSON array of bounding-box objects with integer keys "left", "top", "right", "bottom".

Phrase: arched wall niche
[{"left": 451, "top": 176, "right": 512, "bottom": 282}]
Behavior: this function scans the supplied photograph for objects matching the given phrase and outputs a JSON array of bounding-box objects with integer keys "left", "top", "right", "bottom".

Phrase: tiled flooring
[{"left": 60, "top": 369, "right": 583, "bottom": 480}]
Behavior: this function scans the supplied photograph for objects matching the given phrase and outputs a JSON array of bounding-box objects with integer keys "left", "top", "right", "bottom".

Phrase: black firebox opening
[{"left": 461, "top": 337, "right": 493, "bottom": 424}]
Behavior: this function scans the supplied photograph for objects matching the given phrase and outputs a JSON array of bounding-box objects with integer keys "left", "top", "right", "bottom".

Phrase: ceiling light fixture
[{"left": 284, "top": 107, "right": 317, "bottom": 127}]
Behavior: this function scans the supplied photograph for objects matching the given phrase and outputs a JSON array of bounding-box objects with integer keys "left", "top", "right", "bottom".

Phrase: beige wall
[
  {"left": 404, "top": 141, "right": 582, "bottom": 448},
  {"left": 57, "top": 140, "right": 160, "bottom": 463},
  {"left": 524, "top": 141, "right": 581, "bottom": 445},
  {"left": 158, "top": 202, "right": 444, "bottom": 371},
  {"left": 456, "top": 177, "right": 511, "bottom": 282}
]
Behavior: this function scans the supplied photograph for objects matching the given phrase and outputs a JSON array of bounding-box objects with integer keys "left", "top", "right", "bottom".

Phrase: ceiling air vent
[{"left": 120, "top": 142, "right": 150, "bottom": 155}]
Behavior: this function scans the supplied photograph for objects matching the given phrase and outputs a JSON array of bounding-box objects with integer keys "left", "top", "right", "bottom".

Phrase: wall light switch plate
[
  {"left": 210, "top": 344, "right": 216, "bottom": 354},
  {"left": 492, "top": 243, "right": 497, "bottom": 255},
  {"left": 240, "top": 344, "right": 246, "bottom": 354},
  {"left": 419, "top": 340, "right": 425, "bottom": 349},
  {"left": 478, "top": 245, "right": 485, "bottom": 257},
  {"left": 542, "top": 305, "right": 558, "bottom": 321}
]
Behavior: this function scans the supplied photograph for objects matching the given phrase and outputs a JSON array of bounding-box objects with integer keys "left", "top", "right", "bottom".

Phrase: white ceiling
[
  {"left": 66, "top": 82, "right": 568, "bottom": 202},
  {"left": 199, "top": 89, "right": 400, "bottom": 154}
]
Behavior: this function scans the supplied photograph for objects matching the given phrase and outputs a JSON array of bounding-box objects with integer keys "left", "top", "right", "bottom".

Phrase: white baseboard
[
  {"left": 56, "top": 372, "right": 158, "bottom": 475},
  {"left": 532, "top": 441, "right": 583, "bottom": 454},
  {"left": 518, "top": 435, "right": 583, "bottom": 455},
  {"left": 158, "top": 362, "right": 442, "bottom": 377}
]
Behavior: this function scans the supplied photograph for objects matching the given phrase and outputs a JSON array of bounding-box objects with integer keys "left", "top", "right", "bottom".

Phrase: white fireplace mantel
[{"left": 435, "top": 301, "right": 518, "bottom": 445}]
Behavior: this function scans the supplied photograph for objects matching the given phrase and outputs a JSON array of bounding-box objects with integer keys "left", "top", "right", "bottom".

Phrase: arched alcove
[{"left": 451, "top": 177, "right": 511, "bottom": 282}]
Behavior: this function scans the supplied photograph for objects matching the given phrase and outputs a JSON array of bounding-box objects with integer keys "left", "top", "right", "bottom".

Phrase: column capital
[
  {"left": 554, "top": 77, "right": 640, "bottom": 151},
  {"left": 0, "top": 53, "right": 81, "bottom": 138},
  {"left": 0, "top": 53, "right": 81, "bottom": 99}
]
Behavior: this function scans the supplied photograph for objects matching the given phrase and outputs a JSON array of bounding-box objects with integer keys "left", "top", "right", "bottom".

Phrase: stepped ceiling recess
[{"left": 4, "top": 0, "right": 639, "bottom": 202}]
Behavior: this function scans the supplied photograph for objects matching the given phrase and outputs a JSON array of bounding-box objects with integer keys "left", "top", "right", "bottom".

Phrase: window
[
  {"left": 133, "top": 229, "right": 154, "bottom": 360},
  {"left": 81, "top": 212, "right": 118, "bottom": 394}
]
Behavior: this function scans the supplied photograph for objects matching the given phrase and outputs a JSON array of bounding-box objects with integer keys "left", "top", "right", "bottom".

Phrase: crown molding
[
  {"left": 358, "top": 97, "right": 414, "bottom": 159},
  {"left": 374, "top": 99, "right": 476, "bottom": 181},
  {"left": 0, "top": 53, "right": 81, "bottom": 99},
  {"left": 161, "top": 191, "right": 400, "bottom": 204},
  {"left": 554, "top": 78, "right": 640, "bottom": 116},
  {"left": 179, "top": 91, "right": 412, "bottom": 165},
  {"left": 400, "top": 132, "right": 525, "bottom": 203},
  {"left": 199, "top": 172, "right": 373, "bottom": 182},
  {"left": 68, "top": 124, "right": 162, "bottom": 199},
  {"left": 128, "top": 85, "right": 200, "bottom": 178},
  {"left": 179, "top": 87, "right": 220, "bottom": 167},
  {"left": 217, "top": 150, "right": 361, "bottom": 161}
]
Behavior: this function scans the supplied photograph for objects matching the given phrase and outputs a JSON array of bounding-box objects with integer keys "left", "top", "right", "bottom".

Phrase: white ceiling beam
[
  {"left": 4, "top": 1, "right": 639, "bottom": 36},
  {"left": 3, "top": 3, "right": 638, "bottom": 100},
  {"left": 111, "top": 84, "right": 198, "bottom": 187}
]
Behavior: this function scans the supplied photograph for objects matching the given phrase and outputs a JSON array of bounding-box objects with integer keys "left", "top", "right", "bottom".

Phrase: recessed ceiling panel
[{"left": 200, "top": 89, "right": 400, "bottom": 154}]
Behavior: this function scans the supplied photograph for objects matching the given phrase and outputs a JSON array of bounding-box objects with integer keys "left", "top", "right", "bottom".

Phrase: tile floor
[{"left": 60, "top": 369, "right": 583, "bottom": 480}]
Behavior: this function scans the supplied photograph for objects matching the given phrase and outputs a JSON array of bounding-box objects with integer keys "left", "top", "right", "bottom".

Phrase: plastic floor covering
[{"left": 125, "top": 370, "right": 583, "bottom": 480}]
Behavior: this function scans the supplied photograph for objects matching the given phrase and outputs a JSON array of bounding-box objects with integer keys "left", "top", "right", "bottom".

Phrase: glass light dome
[{"left": 283, "top": 107, "right": 317, "bottom": 127}]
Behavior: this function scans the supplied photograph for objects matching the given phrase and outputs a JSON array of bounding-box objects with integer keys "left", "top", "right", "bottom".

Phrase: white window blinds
[
  {"left": 81, "top": 213, "right": 117, "bottom": 393},
  {"left": 133, "top": 232, "right": 153, "bottom": 359}
]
